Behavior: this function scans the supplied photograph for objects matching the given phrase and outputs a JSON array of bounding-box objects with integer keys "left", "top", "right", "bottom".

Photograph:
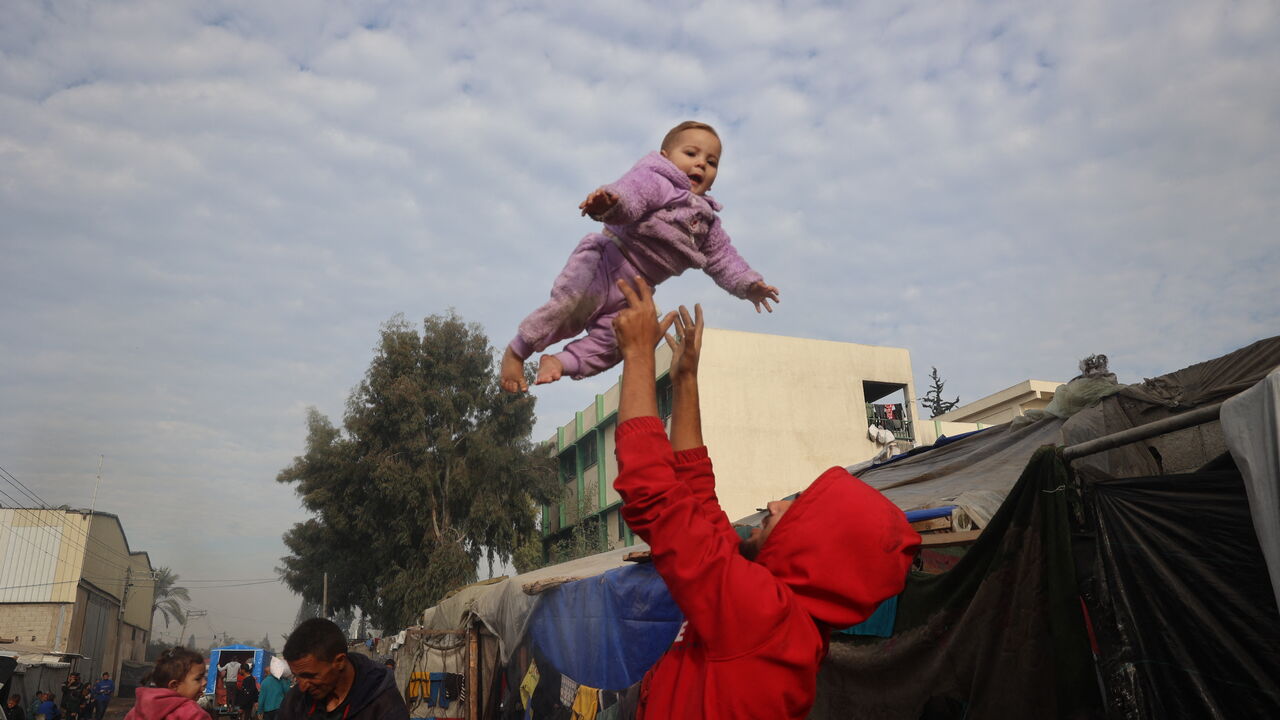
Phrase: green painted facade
[{"left": 541, "top": 376, "right": 675, "bottom": 551}]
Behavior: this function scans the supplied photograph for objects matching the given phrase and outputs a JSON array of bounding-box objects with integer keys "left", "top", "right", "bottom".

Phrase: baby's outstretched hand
[
  {"left": 579, "top": 187, "right": 619, "bottom": 218},
  {"left": 746, "top": 281, "right": 781, "bottom": 313}
]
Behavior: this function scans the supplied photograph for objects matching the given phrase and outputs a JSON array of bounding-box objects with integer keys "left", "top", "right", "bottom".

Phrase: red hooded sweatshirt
[
  {"left": 125, "top": 689, "right": 210, "bottom": 720},
  {"left": 615, "top": 417, "right": 920, "bottom": 719}
]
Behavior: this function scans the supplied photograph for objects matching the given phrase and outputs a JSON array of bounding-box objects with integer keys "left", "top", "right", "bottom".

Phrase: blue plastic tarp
[
  {"left": 904, "top": 505, "right": 957, "bottom": 522},
  {"left": 205, "top": 644, "right": 269, "bottom": 696},
  {"left": 529, "top": 562, "right": 683, "bottom": 690}
]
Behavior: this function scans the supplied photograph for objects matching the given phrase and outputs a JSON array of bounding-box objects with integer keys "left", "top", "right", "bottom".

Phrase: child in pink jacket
[
  {"left": 126, "top": 648, "right": 210, "bottom": 720},
  {"left": 501, "top": 121, "right": 779, "bottom": 392}
]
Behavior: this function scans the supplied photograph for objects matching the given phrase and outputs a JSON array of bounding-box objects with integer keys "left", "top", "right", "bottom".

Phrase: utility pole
[
  {"left": 120, "top": 566, "right": 133, "bottom": 618},
  {"left": 322, "top": 573, "right": 328, "bottom": 619},
  {"left": 178, "top": 610, "right": 207, "bottom": 646}
]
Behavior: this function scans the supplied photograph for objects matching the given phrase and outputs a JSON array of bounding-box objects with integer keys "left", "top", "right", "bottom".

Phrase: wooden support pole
[{"left": 467, "top": 621, "right": 479, "bottom": 719}]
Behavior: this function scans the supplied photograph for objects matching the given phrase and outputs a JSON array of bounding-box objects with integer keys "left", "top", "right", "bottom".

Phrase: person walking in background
[
  {"left": 75, "top": 688, "right": 92, "bottom": 720},
  {"left": 6, "top": 693, "right": 27, "bottom": 720},
  {"left": 234, "top": 668, "right": 258, "bottom": 720},
  {"left": 257, "top": 660, "right": 288, "bottom": 720},
  {"left": 60, "top": 674, "right": 84, "bottom": 720},
  {"left": 219, "top": 660, "right": 240, "bottom": 712},
  {"left": 90, "top": 674, "right": 113, "bottom": 720},
  {"left": 34, "top": 692, "right": 61, "bottom": 720}
]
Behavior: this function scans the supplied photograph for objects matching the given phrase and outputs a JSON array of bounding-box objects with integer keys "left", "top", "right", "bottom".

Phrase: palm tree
[{"left": 151, "top": 566, "right": 190, "bottom": 628}]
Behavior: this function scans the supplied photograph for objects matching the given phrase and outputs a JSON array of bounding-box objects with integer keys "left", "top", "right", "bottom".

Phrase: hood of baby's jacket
[
  {"left": 755, "top": 467, "right": 921, "bottom": 629},
  {"left": 634, "top": 152, "right": 722, "bottom": 211},
  {"left": 129, "top": 688, "right": 206, "bottom": 720}
]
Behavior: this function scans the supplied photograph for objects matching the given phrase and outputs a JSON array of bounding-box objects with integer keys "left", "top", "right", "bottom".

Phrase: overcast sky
[{"left": 2, "top": 0, "right": 1277, "bottom": 646}]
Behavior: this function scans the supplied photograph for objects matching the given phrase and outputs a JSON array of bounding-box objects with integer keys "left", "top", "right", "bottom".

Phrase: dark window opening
[
  {"left": 657, "top": 379, "right": 673, "bottom": 420},
  {"left": 580, "top": 433, "right": 599, "bottom": 468},
  {"left": 863, "top": 381, "right": 913, "bottom": 442}
]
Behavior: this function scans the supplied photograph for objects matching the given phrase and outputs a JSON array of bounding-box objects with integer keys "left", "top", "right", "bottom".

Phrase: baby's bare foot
[
  {"left": 535, "top": 354, "right": 564, "bottom": 385},
  {"left": 501, "top": 346, "right": 528, "bottom": 393}
]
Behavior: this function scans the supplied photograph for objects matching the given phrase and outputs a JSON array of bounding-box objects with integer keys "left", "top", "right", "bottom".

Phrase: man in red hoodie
[{"left": 609, "top": 277, "right": 921, "bottom": 719}]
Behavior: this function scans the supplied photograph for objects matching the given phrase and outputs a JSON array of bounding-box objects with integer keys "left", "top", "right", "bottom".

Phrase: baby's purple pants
[{"left": 509, "top": 233, "right": 644, "bottom": 379}]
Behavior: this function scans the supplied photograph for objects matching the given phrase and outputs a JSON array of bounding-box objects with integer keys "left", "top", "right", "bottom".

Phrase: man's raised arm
[
  {"left": 665, "top": 305, "right": 739, "bottom": 544},
  {"left": 666, "top": 304, "right": 704, "bottom": 453},
  {"left": 613, "top": 277, "right": 672, "bottom": 422}
]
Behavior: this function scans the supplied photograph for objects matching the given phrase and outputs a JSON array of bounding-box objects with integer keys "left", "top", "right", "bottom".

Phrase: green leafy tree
[
  {"left": 920, "top": 366, "right": 961, "bottom": 418},
  {"left": 277, "top": 312, "right": 558, "bottom": 630},
  {"left": 151, "top": 567, "right": 190, "bottom": 629},
  {"left": 549, "top": 516, "right": 608, "bottom": 565}
]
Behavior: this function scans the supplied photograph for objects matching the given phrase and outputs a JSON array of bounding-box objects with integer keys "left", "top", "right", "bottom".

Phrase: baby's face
[{"left": 661, "top": 129, "right": 721, "bottom": 195}]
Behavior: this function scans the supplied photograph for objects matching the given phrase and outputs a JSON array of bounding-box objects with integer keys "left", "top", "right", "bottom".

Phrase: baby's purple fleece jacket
[{"left": 594, "top": 151, "right": 763, "bottom": 297}]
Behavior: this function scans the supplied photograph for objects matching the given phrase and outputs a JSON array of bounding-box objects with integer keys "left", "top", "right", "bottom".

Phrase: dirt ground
[{"left": 102, "top": 697, "right": 134, "bottom": 720}]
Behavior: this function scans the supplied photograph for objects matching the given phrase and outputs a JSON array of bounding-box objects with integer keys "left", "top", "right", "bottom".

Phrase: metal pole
[
  {"left": 322, "top": 573, "right": 328, "bottom": 619},
  {"left": 1061, "top": 401, "right": 1224, "bottom": 462}
]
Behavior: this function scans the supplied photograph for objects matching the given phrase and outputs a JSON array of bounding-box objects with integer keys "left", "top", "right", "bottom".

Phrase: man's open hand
[
  {"left": 579, "top": 187, "right": 619, "bottom": 218},
  {"left": 612, "top": 276, "right": 675, "bottom": 360},
  {"left": 665, "top": 304, "right": 704, "bottom": 382}
]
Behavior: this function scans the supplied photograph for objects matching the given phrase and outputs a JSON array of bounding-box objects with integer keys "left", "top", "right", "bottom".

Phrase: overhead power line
[
  {"left": 0, "top": 462, "right": 139, "bottom": 566},
  {"left": 0, "top": 577, "right": 281, "bottom": 593}
]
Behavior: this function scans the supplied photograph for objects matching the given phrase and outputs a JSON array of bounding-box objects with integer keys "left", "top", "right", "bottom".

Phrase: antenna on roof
[{"left": 90, "top": 455, "right": 103, "bottom": 514}]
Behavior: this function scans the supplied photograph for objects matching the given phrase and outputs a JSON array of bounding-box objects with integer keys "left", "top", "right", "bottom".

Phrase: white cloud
[{"left": 2, "top": 0, "right": 1277, "bottom": 643}]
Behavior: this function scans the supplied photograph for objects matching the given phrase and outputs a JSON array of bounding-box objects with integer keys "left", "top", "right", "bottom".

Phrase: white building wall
[{"left": 0, "top": 509, "right": 85, "bottom": 603}]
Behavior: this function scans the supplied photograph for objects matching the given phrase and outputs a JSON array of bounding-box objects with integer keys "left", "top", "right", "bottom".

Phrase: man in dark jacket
[
  {"left": 59, "top": 674, "right": 83, "bottom": 720},
  {"left": 279, "top": 619, "right": 407, "bottom": 720}
]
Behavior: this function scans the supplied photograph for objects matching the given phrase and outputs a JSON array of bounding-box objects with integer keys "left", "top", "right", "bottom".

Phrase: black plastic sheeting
[
  {"left": 1080, "top": 468, "right": 1280, "bottom": 718},
  {"left": 811, "top": 448, "right": 1100, "bottom": 719}
]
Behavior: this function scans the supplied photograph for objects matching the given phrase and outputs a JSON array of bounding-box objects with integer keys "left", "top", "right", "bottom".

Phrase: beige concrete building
[
  {"left": 0, "top": 508, "right": 154, "bottom": 680},
  {"left": 933, "top": 379, "right": 1063, "bottom": 426},
  {"left": 541, "top": 328, "right": 920, "bottom": 553}
]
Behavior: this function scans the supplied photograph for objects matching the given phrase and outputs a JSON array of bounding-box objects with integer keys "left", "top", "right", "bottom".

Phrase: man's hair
[
  {"left": 102, "top": 672, "right": 110, "bottom": 677},
  {"left": 283, "top": 618, "right": 348, "bottom": 662},
  {"left": 661, "top": 121, "right": 719, "bottom": 152},
  {"left": 150, "top": 647, "right": 203, "bottom": 688}
]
